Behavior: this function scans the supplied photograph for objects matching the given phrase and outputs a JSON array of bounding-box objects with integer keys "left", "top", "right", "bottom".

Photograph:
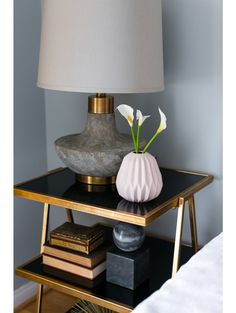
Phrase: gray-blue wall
[
  {"left": 14, "top": 0, "right": 47, "bottom": 289},
  {"left": 146, "top": 0, "right": 222, "bottom": 243}
]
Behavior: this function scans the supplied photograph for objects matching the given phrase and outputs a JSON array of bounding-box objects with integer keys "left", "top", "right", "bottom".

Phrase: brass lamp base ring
[{"left": 76, "top": 174, "right": 116, "bottom": 185}]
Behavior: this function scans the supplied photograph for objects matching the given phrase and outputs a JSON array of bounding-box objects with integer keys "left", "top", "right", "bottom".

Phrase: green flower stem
[
  {"left": 136, "top": 125, "right": 141, "bottom": 153},
  {"left": 130, "top": 125, "right": 138, "bottom": 153},
  {"left": 143, "top": 129, "right": 161, "bottom": 153}
]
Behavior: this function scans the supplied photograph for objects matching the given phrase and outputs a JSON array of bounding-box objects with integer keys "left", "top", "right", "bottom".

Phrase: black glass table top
[
  {"left": 14, "top": 167, "right": 213, "bottom": 226},
  {"left": 16, "top": 235, "right": 194, "bottom": 311}
]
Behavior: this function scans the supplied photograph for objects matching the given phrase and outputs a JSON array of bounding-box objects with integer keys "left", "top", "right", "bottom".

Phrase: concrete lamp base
[{"left": 55, "top": 94, "right": 145, "bottom": 185}]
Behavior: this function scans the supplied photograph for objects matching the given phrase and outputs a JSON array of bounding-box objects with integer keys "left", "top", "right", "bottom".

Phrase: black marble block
[{"left": 106, "top": 245, "right": 150, "bottom": 290}]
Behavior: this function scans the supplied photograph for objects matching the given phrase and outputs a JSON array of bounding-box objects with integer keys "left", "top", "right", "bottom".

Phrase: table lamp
[{"left": 37, "top": 0, "right": 164, "bottom": 185}]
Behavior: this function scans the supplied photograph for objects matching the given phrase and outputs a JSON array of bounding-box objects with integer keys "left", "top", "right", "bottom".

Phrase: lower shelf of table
[{"left": 16, "top": 236, "right": 194, "bottom": 313}]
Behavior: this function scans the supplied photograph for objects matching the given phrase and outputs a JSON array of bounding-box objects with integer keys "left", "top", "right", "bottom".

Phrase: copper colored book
[
  {"left": 50, "top": 236, "right": 104, "bottom": 254},
  {"left": 42, "top": 254, "right": 106, "bottom": 280},
  {"left": 42, "top": 241, "right": 111, "bottom": 268},
  {"left": 50, "top": 222, "right": 104, "bottom": 245}
]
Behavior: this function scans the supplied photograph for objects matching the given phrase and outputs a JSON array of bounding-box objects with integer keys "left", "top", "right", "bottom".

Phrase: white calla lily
[
  {"left": 143, "top": 107, "right": 167, "bottom": 153},
  {"left": 116, "top": 104, "right": 134, "bottom": 127},
  {"left": 157, "top": 107, "right": 167, "bottom": 132},
  {"left": 116, "top": 103, "right": 167, "bottom": 154},
  {"left": 136, "top": 110, "right": 151, "bottom": 126},
  {"left": 116, "top": 104, "right": 137, "bottom": 152}
]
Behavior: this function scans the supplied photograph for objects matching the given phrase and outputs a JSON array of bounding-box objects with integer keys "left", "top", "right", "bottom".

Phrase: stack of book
[{"left": 42, "top": 222, "right": 110, "bottom": 282}]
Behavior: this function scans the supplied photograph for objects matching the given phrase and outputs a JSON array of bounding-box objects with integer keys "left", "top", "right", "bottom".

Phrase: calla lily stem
[
  {"left": 130, "top": 126, "right": 138, "bottom": 153},
  {"left": 143, "top": 129, "right": 161, "bottom": 153},
  {"left": 136, "top": 125, "right": 141, "bottom": 153}
]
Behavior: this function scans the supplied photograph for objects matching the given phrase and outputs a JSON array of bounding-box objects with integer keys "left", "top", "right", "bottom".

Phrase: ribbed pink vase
[{"left": 116, "top": 152, "right": 163, "bottom": 203}]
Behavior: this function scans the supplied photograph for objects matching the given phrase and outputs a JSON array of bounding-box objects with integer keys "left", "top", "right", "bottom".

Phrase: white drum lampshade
[
  {"left": 37, "top": 0, "right": 164, "bottom": 185},
  {"left": 38, "top": 0, "right": 164, "bottom": 93}
]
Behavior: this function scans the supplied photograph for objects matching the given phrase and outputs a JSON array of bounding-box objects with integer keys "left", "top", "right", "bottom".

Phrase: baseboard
[{"left": 14, "top": 281, "right": 38, "bottom": 309}]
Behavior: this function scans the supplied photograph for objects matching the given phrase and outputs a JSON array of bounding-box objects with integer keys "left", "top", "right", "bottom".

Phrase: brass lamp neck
[{"left": 88, "top": 93, "right": 114, "bottom": 114}]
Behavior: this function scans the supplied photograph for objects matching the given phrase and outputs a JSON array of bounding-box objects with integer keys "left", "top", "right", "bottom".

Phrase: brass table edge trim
[
  {"left": 14, "top": 173, "right": 213, "bottom": 227},
  {"left": 161, "top": 167, "right": 212, "bottom": 177},
  {"left": 15, "top": 263, "right": 132, "bottom": 313},
  {"left": 13, "top": 189, "right": 146, "bottom": 226},
  {"left": 14, "top": 169, "right": 213, "bottom": 227}
]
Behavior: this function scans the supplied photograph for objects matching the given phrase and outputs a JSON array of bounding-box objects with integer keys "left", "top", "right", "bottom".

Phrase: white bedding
[{"left": 132, "top": 233, "right": 222, "bottom": 313}]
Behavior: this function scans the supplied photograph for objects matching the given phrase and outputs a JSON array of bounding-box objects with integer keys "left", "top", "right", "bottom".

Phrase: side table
[{"left": 14, "top": 167, "right": 213, "bottom": 313}]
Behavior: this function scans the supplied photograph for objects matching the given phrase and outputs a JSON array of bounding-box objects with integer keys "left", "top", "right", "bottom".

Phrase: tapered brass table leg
[
  {"left": 66, "top": 208, "right": 74, "bottom": 223},
  {"left": 40, "top": 203, "right": 50, "bottom": 253},
  {"left": 35, "top": 284, "right": 43, "bottom": 313},
  {"left": 188, "top": 195, "right": 199, "bottom": 253},
  {"left": 172, "top": 197, "right": 185, "bottom": 277},
  {"left": 36, "top": 203, "right": 50, "bottom": 313}
]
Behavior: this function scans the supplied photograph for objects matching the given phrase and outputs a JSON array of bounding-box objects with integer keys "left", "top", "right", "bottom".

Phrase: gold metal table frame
[{"left": 14, "top": 168, "right": 213, "bottom": 313}]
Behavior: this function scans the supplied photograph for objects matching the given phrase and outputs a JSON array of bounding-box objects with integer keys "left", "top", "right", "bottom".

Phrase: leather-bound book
[{"left": 49, "top": 222, "right": 105, "bottom": 254}]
